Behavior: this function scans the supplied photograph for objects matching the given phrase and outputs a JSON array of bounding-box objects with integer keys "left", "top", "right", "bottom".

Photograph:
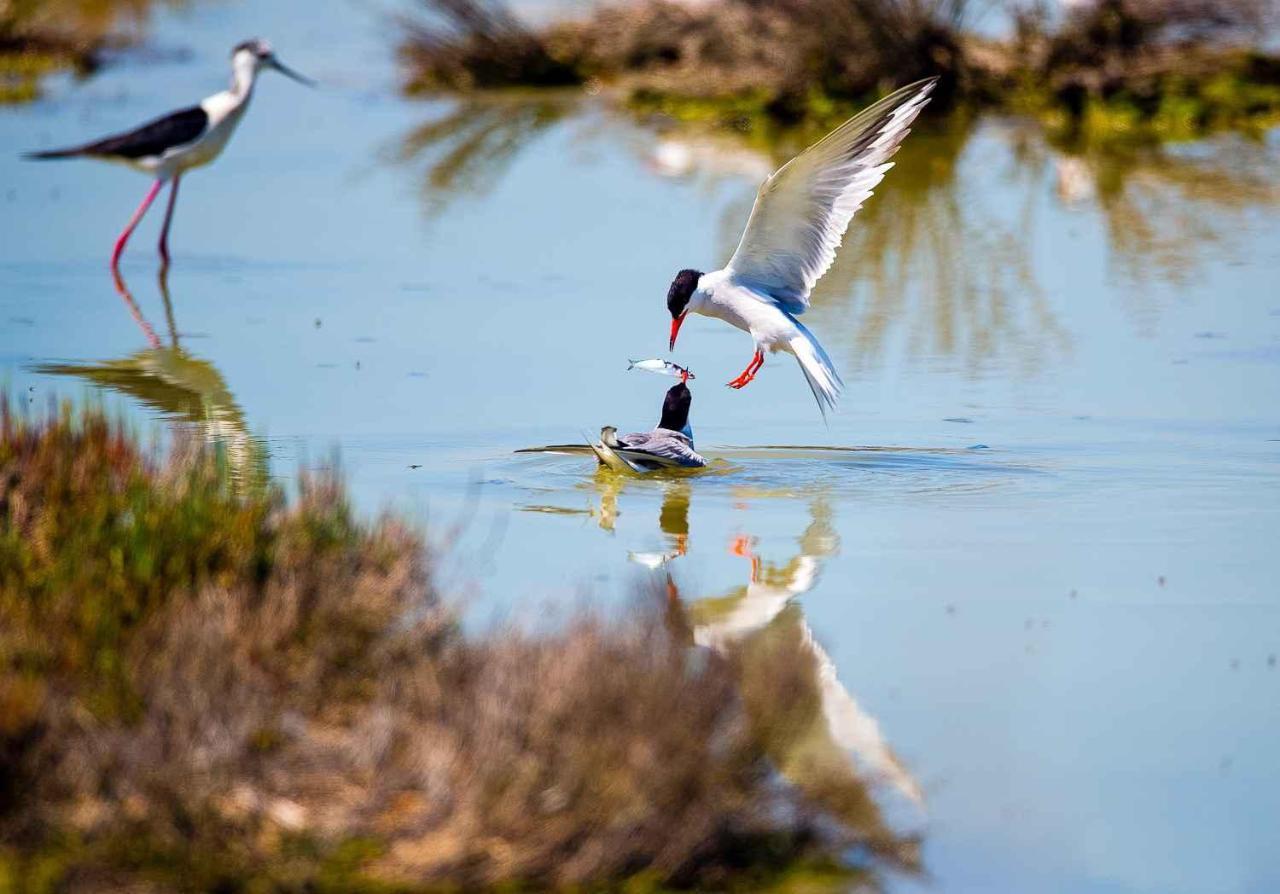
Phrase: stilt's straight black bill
[{"left": 270, "top": 56, "right": 315, "bottom": 87}]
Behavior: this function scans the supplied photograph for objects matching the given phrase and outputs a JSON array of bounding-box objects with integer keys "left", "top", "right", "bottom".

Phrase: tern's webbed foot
[{"left": 726, "top": 350, "right": 764, "bottom": 389}]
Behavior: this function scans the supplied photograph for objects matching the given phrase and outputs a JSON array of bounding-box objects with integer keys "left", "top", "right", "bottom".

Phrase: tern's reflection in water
[
  {"left": 624, "top": 477, "right": 691, "bottom": 566},
  {"left": 34, "top": 268, "right": 266, "bottom": 489},
  {"left": 672, "top": 500, "right": 921, "bottom": 812},
  {"left": 589, "top": 473, "right": 923, "bottom": 871},
  {"left": 1045, "top": 132, "right": 1280, "bottom": 329}
]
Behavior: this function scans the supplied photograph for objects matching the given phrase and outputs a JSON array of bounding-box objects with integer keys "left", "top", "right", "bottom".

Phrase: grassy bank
[
  {"left": 398, "top": 0, "right": 1280, "bottom": 142},
  {"left": 0, "top": 398, "right": 915, "bottom": 892}
]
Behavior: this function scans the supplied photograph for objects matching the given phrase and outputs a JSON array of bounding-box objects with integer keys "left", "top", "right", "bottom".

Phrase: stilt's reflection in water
[{"left": 34, "top": 268, "right": 266, "bottom": 489}]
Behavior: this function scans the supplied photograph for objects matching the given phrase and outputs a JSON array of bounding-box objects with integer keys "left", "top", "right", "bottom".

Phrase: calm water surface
[{"left": 2, "top": 1, "right": 1278, "bottom": 891}]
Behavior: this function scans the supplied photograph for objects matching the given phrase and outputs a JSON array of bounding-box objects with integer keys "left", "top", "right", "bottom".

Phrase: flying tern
[{"left": 664, "top": 77, "right": 938, "bottom": 416}]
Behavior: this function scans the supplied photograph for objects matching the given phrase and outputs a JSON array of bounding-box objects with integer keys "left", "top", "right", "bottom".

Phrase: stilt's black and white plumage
[
  {"left": 663, "top": 78, "right": 938, "bottom": 416},
  {"left": 28, "top": 107, "right": 211, "bottom": 167},
  {"left": 25, "top": 38, "right": 312, "bottom": 268}
]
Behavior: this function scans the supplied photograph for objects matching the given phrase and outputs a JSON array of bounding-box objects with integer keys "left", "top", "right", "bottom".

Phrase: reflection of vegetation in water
[
  {"left": 32, "top": 270, "right": 266, "bottom": 489},
  {"left": 0, "top": 0, "right": 191, "bottom": 103},
  {"left": 390, "top": 94, "right": 576, "bottom": 215},
  {"left": 1086, "top": 137, "right": 1279, "bottom": 285},
  {"left": 1011, "top": 122, "right": 1280, "bottom": 327}
]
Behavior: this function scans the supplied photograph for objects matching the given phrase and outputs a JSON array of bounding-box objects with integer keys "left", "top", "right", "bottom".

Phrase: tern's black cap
[
  {"left": 658, "top": 382, "right": 692, "bottom": 432},
  {"left": 667, "top": 269, "right": 701, "bottom": 319}
]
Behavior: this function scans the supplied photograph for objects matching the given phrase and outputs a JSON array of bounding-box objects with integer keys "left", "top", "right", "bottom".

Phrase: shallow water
[{"left": 2, "top": 1, "right": 1279, "bottom": 890}]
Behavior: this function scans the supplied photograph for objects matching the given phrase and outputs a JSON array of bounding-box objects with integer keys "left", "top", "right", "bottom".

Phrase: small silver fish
[{"left": 627, "top": 358, "right": 695, "bottom": 380}]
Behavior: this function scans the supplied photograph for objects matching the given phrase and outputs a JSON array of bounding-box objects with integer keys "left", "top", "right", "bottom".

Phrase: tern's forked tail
[{"left": 790, "top": 321, "right": 843, "bottom": 418}]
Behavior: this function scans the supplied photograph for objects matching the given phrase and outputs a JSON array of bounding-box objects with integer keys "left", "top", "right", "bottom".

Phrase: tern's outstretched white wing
[{"left": 725, "top": 78, "right": 937, "bottom": 313}]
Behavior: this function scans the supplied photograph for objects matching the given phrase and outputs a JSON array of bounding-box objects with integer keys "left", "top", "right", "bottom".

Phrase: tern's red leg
[
  {"left": 727, "top": 349, "right": 764, "bottom": 389},
  {"left": 158, "top": 175, "right": 181, "bottom": 264},
  {"left": 111, "top": 179, "right": 164, "bottom": 269}
]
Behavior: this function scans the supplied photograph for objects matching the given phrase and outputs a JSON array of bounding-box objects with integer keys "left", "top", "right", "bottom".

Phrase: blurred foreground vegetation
[
  {"left": 0, "top": 398, "right": 916, "bottom": 892},
  {"left": 399, "top": 0, "right": 1280, "bottom": 143},
  {"left": 0, "top": 0, "right": 186, "bottom": 102}
]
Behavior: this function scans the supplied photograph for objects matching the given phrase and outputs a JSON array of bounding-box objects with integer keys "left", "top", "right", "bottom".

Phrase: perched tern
[
  {"left": 664, "top": 77, "right": 938, "bottom": 415},
  {"left": 591, "top": 382, "right": 707, "bottom": 472},
  {"left": 25, "top": 38, "right": 313, "bottom": 268}
]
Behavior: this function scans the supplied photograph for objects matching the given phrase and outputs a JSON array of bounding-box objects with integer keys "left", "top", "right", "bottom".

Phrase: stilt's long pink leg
[
  {"left": 158, "top": 175, "right": 181, "bottom": 264},
  {"left": 111, "top": 179, "right": 164, "bottom": 269},
  {"left": 727, "top": 349, "right": 764, "bottom": 389}
]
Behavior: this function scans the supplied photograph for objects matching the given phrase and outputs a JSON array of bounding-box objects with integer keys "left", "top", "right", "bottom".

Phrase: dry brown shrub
[
  {"left": 400, "top": 0, "right": 978, "bottom": 113},
  {"left": 1, "top": 402, "right": 910, "bottom": 891}
]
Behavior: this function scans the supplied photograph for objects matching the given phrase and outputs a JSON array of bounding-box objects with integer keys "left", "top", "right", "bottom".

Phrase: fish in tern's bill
[
  {"left": 24, "top": 38, "right": 313, "bottom": 268},
  {"left": 663, "top": 77, "right": 938, "bottom": 416},
  {"left": 627, "top": 358, "right": 695, "bottom": 380},
  {"left": 590, "top": 382, "right": 707, "bottom": 473}
]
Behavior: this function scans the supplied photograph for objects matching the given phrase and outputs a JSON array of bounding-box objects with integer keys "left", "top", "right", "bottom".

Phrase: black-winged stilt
[
  {"left": 25, "top": 38, "right": 312, "bottom": 268},
  {"left": 663, "top": 77, "right": 937, "bottom": 416}
]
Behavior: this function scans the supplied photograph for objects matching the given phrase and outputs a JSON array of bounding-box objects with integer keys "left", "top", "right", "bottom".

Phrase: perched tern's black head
[
  {"left": 657, "top": 382, "right": 693, "bottom": 433},
  {"left": 231, "top": 37, "right": 314, "bottom": 86},
  {"left": 667, "top": 269, "right": 701, "bottom": 350}
]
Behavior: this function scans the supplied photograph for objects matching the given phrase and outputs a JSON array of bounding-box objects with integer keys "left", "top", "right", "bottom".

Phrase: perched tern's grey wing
[
  {"left": 724, "top": 78, "right": 937, "bottom": 313},
  {"left": 616, "top": 448, "right": 695, "bottom": 470},
  {"left": 515, "top": 438, "right": 701, "bottom": 472},
  {"left": 616, "top": 430, "right": 707, "bottom": 469}
]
